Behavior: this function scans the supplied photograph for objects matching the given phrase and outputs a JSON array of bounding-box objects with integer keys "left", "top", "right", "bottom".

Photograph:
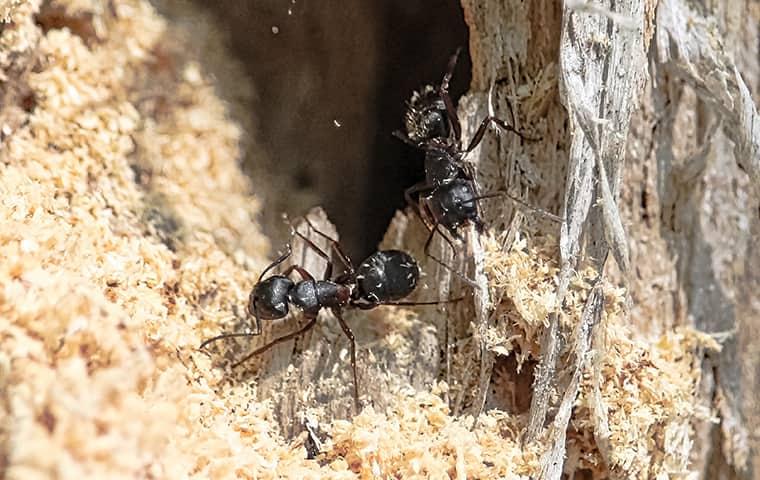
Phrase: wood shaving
[{"left": 0, "top": 1, "right": 723, "bottom": 478}]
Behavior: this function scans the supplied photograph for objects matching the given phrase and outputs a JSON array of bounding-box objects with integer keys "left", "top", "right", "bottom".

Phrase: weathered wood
[
  {"left": 654, "top": 1, "right": 760, "bottom": 477},
  {"left": 460, "top": 0, "right": 759, "bottom": 478}
]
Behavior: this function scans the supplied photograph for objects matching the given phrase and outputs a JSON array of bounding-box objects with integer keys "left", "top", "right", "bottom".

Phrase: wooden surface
[{"left": 459, "top": 0, "right": 760, "bottom": 478}]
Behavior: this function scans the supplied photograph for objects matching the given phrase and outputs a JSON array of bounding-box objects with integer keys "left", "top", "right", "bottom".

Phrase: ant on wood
[
  {"left": 200, "top": 217, "right": 458, "bottom": 411},
  {"left": 395, "top": 49, "right": 555, "bottom": 277}
]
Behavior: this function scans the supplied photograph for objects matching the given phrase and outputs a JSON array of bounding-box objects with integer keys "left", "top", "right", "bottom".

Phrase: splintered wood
[{"left": 1, "top": 0, "right": 756, "bottom": 479}]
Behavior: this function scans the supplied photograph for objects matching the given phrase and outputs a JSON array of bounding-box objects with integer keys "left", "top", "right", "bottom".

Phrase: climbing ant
[
  {"left": 200, "top": 218, "right": 458, "bottom": 411},
  {"left": 397, "top": 47, "right": 530, "bottom": 153},
  {"left": 395, "top": 48, "right": 542, "bottom": 277}
]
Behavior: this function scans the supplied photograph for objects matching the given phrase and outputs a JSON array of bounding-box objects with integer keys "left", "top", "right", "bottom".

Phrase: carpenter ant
[
  {"left": 396, "top": 48, "right": 532, "bottom": 163},
  {"left": 396, "top": 50, "right": 554, "bottom": 276},
  {"left": 395, "top": 50, "right": 518, "bottom": 273},
  {"left": 200, "top": 218, "right": 456, "bottom": 411}
]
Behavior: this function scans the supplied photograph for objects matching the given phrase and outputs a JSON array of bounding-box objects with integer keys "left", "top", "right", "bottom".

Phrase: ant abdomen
[
  {"left": 404, "top": 85, "right": 450, "bottom": 145},
  {"left": 354, "top": 250, "right": 419, "bottom": 304}
]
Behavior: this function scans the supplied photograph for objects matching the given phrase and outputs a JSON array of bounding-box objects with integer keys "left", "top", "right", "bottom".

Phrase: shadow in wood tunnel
[
  {"left": 153, "top": 0, "right": 470, "bottom": 261},
  {"left": 363, "top": 2, "right": 471, "bottom": 259}
]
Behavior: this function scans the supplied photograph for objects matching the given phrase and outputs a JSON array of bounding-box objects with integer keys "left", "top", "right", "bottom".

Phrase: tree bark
[{"left": 460, "top": 0, "right": 759, "bottom": 478}]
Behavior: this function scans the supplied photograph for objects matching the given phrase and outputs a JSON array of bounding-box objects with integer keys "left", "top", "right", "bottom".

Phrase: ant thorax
[{"left": 424, "top": 148, "right": 463, "bottom": 187}]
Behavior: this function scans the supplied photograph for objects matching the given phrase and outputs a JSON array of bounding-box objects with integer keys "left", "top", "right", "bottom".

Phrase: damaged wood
[
  {"left": 2, "top": 0, "right": 758, "bottom": 477},
  {"left": 461, "top": 0, "right": 759, "bottom": 478}
]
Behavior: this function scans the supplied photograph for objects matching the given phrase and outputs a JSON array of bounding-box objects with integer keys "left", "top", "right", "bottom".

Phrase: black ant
[
  {"left": 200, "top": 218, "right": 456, "bottom": 411},
  {"left": 398, "top": 48, "right": 530, "bottom": 152},
  {"left": 395, "top": 48, "right": 538, "bottom": 276}
]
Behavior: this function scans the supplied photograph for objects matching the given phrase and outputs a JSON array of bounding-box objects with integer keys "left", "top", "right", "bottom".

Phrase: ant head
[
  {"left": 249, "top": 275, "right": 293, "bottom": 320},
  {"left": 404, "top": 85, "right": 450, "bottom": 145},
  {"left": 354, "top": 250, "right": 420, "bottom": 304}
]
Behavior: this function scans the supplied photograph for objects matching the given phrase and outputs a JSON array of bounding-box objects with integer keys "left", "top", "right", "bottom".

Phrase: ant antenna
[
  {"left": 227, "top": 317, "right": 319, "bottom": 369},
  {"left": 301, "top": 216, "right": 354, "bottom": 275},
  {"left": 258, "top": 244, "right": 292, "bottom": 283},
  {"left": 200, "top": 244, "right": 294, "bottom": 352},
  {"left": 200, "top": 331, "right": 261, "bottom": 350},
  {"left": 441, "top": 47, "right": 462, "bottom": 92},
  {"left": 463, "top": 191, "right": 563, "bottom": 223}
]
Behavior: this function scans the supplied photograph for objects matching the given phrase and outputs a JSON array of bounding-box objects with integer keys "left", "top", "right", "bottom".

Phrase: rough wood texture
[
  {"left": 459, "top": 0, "right": 760, "bottom": 478},
  {"left": 654, "top": 1, "right": 760, "bottom": 477},
  {"left": 2, "top": 0, "right": 758, "bottom": 478}
]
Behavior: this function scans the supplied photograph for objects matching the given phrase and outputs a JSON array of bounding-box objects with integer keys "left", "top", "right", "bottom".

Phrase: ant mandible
[{"left": 200, "top": 217, "right": 455, "bottom": 412}]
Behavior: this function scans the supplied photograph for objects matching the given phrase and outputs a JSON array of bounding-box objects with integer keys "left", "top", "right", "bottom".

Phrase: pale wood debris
[{"left": 0, "top": 0, "right": 757, "bottom": 478}]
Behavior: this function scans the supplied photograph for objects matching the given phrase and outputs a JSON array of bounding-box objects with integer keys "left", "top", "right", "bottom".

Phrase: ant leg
[
  {"left": 281, "top": 264, "right": 316, "bottom": 281},
  {"left": 292, "top": 230, "right": 335, "bottom": 281},
  {"left": 487, "top": 116, "right": 539, "bottom": 143},
  {"left": 502, "top": 86, "right": 519, "bottom": 134},
  {"left": 302, "top": 217, "right": 354, "bottom": 276},
  {"left": 332, "top": 307, "right": 359, "bottom": 412},
  {"left": 229, "top": 316, "right": 319, "bottom": 369},
  {"left": 405, "top": 181, "right": 435, "bottom": 226},
  {"left": 462, "top": 114, "right": 492, "bottom": 153},
  {"left": 460, "top": 114, "right": 530, "bottom": 154},
  {"left": 441, "top": 47, "right": 461, "bottom": 91},
  {"left": 424, "top": 222, "right": 459, "bottom": 259},
  {"left": 462, "top": 100, "right": 537, "bottom": 152},
  {"left": 405, "top": 181, "right": 434, "bottom": 207},
  {"left": 284, "top": 215, "right": 345, "bottom": 279},
  {"left": 423, "top": 222, "right": 479, "bottom": 287},
  {"left": 440, "top": 48, "right": 463, "bottom": 147},
  {"left": 244, "top": 307, "right": 263, "bottom": 338}
]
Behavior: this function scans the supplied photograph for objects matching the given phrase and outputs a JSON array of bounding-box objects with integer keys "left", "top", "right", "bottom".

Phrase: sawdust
[
  {"left": 483, "top": 234, "right": 718, "bottom": 479},
  {"left": 0, "top": 0, "right": 715, "bottom": 478}
]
